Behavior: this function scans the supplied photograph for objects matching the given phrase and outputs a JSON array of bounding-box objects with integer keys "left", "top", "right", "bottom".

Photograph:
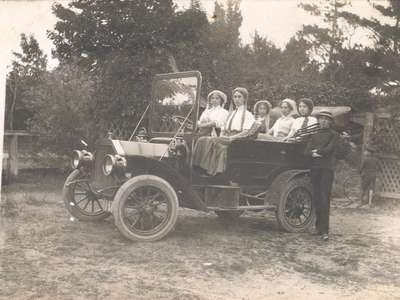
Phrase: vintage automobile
[{"left": 63, "top": 71, "right": 351, "bottom": 242}]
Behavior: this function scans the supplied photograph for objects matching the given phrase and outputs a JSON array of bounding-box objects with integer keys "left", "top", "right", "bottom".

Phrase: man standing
[{"left": 304, "top": 111, "right": 339, "bottom": 241}]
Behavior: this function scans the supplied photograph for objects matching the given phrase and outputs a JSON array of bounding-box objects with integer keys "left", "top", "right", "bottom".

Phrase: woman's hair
[
  {"left": 297, "top": 98, "right": 314, "bottom": 116},
  {"left": 232, "top": 87, "right": 249, "bottom": 103}
]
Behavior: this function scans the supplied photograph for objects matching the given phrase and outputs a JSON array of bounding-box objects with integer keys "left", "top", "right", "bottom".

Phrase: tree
[
  {"left": 48, "top": 0, "right": 218, "bottom": 136},
  {"left": 299, "top": 0, "right": 351, "bottom": 82},
  {"left": 48, "top": 0, "right": 176, "bottom": 66},
  {"left": 341, "top": 0, "right": 400, "bottom": 106},
  {"left": 206, "top": 0, "right": 244, "bottom": 95},
  {"left": 26, "top": 62, "right": 98, "bottom": 155},
  {"left": 6, "top": 34, "right": 47, "bottom": 130}
]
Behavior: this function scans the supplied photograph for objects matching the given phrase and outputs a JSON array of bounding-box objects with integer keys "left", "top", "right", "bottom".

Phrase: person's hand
[
  {"left": 341, "top": 131, "right": 350, "bottom": 139},
  {"left": 312, "top": 150, "right": 322, "bottom": 158}
]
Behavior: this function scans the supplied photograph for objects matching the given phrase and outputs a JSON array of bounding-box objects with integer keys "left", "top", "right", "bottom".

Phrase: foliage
[
  {"left": 5, "top": 34, "right": 47, "bottom": 130},
  {"left": 11, "top": 0, "right": 400, "bottom": 154},
  {"left": 341, "top": 0, "right": 400, "bottom": 108},
  {"left": 26, "top": 62, "right": 99, "bottom": 155}
]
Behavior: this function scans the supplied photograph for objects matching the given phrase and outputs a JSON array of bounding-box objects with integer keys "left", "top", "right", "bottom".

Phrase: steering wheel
[{"left": 171, "top": 115, "right": 194, "bottom": 131}]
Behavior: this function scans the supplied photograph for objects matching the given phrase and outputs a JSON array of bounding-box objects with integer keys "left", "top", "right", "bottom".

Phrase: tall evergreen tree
[
  {"left": 299, "top": 0, "right": 350, "bottom": 82},
  {"left": 342, "top": 0, "right": 400, "bottom": 103}
]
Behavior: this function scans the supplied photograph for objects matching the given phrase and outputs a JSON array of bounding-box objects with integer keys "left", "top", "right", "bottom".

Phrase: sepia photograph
[{"left": 1, "top": 0, "right": 400, "bottom": 299}]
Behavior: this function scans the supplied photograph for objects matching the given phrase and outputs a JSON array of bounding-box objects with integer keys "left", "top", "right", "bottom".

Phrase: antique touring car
[{"left": 63, "top": 71, "right": 351, "bottom": 241}]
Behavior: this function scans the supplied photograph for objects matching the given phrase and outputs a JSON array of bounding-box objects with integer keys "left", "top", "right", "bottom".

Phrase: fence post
[
  {"left": 361, "top": 112, "right": 374, "bottom": 164},
  {"left": 9, "top": 135, "right": 18, "bottom": 179}
]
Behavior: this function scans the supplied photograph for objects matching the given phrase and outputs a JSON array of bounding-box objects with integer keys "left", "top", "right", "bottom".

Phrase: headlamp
[
  {"left": 71, "top": 150, "right": 93, "bottom": 169},
  {"left": 102, "top": 154, "right": 127, "bottom": 176}
]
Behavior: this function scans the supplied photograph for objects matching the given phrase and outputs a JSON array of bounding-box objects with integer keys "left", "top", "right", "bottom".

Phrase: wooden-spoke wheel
[
  {"left": 276, "top": 177, "right": 315, "bottom": 232},
  {"left": 112, "top": 175, "right": 179, "bottom": 242},
  {"left": 62, "top": 170, "right": 111, "bottom": 221}
]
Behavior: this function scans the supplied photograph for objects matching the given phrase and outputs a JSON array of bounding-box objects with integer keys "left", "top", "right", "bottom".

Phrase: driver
[
  {"left": 197, "top": 90, "right": 229, "bottom": 136},
  {"left": 193, "top": 87, "right": 255, "bottom": 176}
]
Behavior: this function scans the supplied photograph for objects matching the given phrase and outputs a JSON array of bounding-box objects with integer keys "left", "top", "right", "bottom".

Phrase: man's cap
[{"left": 316, "top": 111, "right": 334, "bottom": 120}]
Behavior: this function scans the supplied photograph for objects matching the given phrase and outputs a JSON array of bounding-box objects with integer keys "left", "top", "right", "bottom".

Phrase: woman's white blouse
[
  {"left": 223, "top": 106, "right": 255, "bottom": 132},
  {"left": 269, "top": 116, "right": 295, "bottom": 138},
  {"left": 198, "top": 106, "right": 229, "bottom": 128},
  {"left": 287, "top": 116, "right": 318, "bottom": 138}
]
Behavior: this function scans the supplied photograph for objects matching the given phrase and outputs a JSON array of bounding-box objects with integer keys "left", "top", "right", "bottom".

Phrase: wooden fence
[
  {"left": 363, "top": 112, "right": 400, "bottom": 199},
  {"left": 2, "top": 130, "right": 39, "bottom": 181}
]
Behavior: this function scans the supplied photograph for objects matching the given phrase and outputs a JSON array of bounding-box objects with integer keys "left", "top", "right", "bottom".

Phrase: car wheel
[
  {"left": 112, "top": 175, "right": 179, "bottom": 242},
  {"left": 215, "top": 210, "right": 243, "bottom": 221},
  {"left": 275, "top": 177, "right": 315, "bottom": 232},
  {"left": 62, "top": 169, "right": 111, "bottom": 221}
]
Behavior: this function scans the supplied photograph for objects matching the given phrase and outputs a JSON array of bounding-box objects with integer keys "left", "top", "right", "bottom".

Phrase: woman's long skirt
[{"left": 193, "top": 137, "right": 230, "bottom": 176}]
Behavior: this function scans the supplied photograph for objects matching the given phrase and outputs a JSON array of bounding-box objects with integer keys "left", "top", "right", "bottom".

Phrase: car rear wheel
[
  {"left": 112, "top": 175, "right": 179, "bottom": 242},
  {"left": 62, "top": 170, "right": 111, "bottom": 221},
  {"left": 275, "top": 177, "right": 315, "bottom": 232}
]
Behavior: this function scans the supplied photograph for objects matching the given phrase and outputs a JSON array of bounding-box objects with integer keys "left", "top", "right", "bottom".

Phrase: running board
[{"left": 208, "top": 205, "right": 276, "bottom": 211}]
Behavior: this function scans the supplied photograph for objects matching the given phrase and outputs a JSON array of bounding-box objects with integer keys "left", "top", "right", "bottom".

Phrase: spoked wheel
[
  {"left": 276, "top": 177, "right": 315, "bottom": 232},
  {"left": 112, "top": 175, "right": 179, "bottom": 242},
  {"left": 62, "top": 170, "right": 111, "bottom": 221},
  {"left": 343, "top": 172, "right": 362, "bottom": 201}
]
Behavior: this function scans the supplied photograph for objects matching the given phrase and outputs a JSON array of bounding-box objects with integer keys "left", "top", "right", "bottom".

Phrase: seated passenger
[
  {"left": 286, "top": 97, "right": 318, "bottom": 140},
  {"left": 193, "top": 87, "right": 255, "bottom": 176},
  {"left": 252, "top": 100, "right": 272, "bottom": 133},
  {"left": 268, "top": 98, "right": 297, "bottom": 139},
  {"left": 197, "top": 90, "right": 229, "bottom": 136}
]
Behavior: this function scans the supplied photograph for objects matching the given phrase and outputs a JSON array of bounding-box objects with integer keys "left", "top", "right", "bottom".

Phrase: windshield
[{"left": 150, "top": 75, "right": 199, "bottom": 133}]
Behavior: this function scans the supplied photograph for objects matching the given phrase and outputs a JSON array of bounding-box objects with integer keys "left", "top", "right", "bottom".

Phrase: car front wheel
[
  {"left": 112, "top": 175, "right": 179, "bottom": 242},
  {"left": 62, "top": 169, "right": 111, "bottom": 221}
]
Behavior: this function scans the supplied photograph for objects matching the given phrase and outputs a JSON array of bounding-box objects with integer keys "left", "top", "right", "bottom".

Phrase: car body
[{"left": 63, "top": 71, "right": 350, "bottom": 241}]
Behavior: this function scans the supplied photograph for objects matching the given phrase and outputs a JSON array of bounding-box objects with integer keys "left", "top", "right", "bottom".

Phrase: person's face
[
  {"left": 318, "top": 116, "right": 331, "bottom": 128},
  {"left": 257, "top": 104, "right": 268, "bottom": 117},
  {"left": 210, "top": 94, "right": 221, "bottom": 107},
  {"left": 298, "top": 102, "right": 310, "bottom": 116},
  {"left": 281, "top": 102, "right": 291, "bottom": 116},
  {"left": 233, "top": 92, "right": 245, "bottom": 107}
]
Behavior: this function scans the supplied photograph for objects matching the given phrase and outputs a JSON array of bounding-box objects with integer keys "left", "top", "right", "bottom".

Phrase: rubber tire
[
  {"left": 112, "top": 175, "right": 179, "bottom": 242},
  {"left": 62, "top": 169, "right": 111, "bottom": 221},
  {"left": 215, "top": 210, "right": 243, "bottom": 221},
  {"left": 275, "top": 177, "right": 315, "bottom": 233}
]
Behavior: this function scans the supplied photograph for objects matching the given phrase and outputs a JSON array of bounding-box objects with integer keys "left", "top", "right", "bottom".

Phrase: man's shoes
[{"left": 321, "top": 233, "right": 329, "bottom": 241}]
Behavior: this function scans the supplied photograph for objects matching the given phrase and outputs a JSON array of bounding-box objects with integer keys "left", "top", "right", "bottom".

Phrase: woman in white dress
[
  {"left": 197, "top": 90, "right": 229, "bottom": 136},
  {"left": 286, "top": 98, "right": 318, "bottom": 140},
  {"left": 268, "top": 98, "right": 297, "bottom": 139}
]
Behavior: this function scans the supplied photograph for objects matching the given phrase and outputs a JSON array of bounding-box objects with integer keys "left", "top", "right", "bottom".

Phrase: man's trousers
[{"left": 310, "top": 168, "right": 334, "bottom": 234}]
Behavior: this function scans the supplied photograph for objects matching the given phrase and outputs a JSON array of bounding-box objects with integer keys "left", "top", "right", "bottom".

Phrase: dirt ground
[{"left": 1, "top": 171, "right": 400, "bottom": 300}]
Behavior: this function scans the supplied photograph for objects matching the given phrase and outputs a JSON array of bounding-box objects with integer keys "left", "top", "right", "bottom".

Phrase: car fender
[
  {"left": 265, "top": 169, "right": 310, "bottom": 206},
  {"left": 122, "top": 155, "right": 208, "bottom": 212}
]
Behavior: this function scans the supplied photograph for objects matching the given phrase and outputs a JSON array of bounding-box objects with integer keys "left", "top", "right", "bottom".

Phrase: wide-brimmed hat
[
  {"left": 207, "top": 90, "right": 227, "bottom": 106},
  {"left": 316, "top": 110, "right": 334, "bottom": 121},
  {"left": 253, "top": 100, "right": 272, "bottom": 115},
  {"left": 281, "top": 98, "right": 298, "bottom": 116}
]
